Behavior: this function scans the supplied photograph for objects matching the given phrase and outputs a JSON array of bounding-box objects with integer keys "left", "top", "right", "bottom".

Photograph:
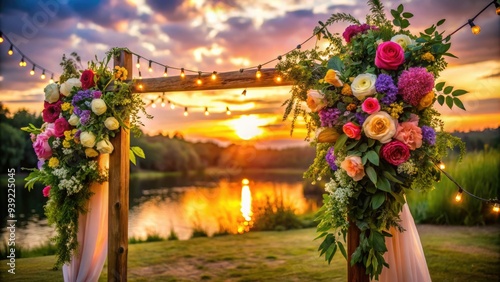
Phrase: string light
[
  {"left": 205, "top": 107, "right": 209, "bottom": 116},
  {"left": 180, "top": 68, "right": 185, "bottom": 78},
  {"left": 138, "top": 71, "right": 142, "bottom": 79},
  {"left": 30, "top": 65, "right": 35, "bottom": 75},
  {"left": 136, "top": 56, "right": 141, "bottom": 69},
  {"left": 40, "top": 70, "right": 46, "bottom": 80},
  {"left": 256, "top": 65, "right": 262, "bottom": 78},
  {"left": 151, "top": 99, "right": 157, "bottom": 108},
  {"left": 242, "top": 89, "right": 247, "bottom": 96},
  {"left": 0, "top": 31, "right": 3, "bottom": 43},
  {"left": 455, "top": 188, "right": 463, "bottom": 202},
  {"left": 50, "top": 74, "right": 54, "bottom": 83},
  {"left": 184, "top": 107, "right": 188, "bottom": 116},
  {"left": 439, "top": 162, "right": 446, "bottom": 170},
  {"left": 468, "top": 19, "right": 481, "bottom": 34},
  {"left": 493, "top": 203, "right": 500, "bottom": 213},
  {"left": 211, "top": 71, "right": 217, "bottom": 80},
  {"left": 496, "top": 2, "right": 500, "bottom": 15},
  {"left": 19, "top": 57, "right": 26, "bottom": 67},
  {"left": 8, "top": 44, "right": 13, "bottom": 55},
  {"left": 226, "top": 106, "right": 231, "bottom": 115},
  {"left": 169, "top": 100, "right": 175, "bottom": 109},
  {"left": 148, "top": 60, "right": 153, "bottom": 72},
  {"left": 163, "top": 67, "right": 168, "bottom": 77},
  {"left": 276, "top": 74, "right": 282, "bottom": 82},
  {"left": 161, "top": 99, "right": 165, "bottom": 107},
  {"left": 197, "top": 71, "right": 202, "bottom": 85}
]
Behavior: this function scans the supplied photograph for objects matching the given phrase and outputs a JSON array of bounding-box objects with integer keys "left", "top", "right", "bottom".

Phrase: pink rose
[
  {"left": 361, "top": 97, "right": 380, "bottom": 114},
  {"left": 54, "top": 117, "right": 70, "bottom": 137},
  {"left": 375, "top": 41, "right": 405, "bottom": 70},
  {"left": 42, "top": 101, "right": 62, "bottom": 123},
  {"left": 42, "top": 186, "right": 51, "bottom": 197},
  {"left": 340, "top": 155, "right": 365, "bottom": 181},
  {"left": 343, "top": 122, "right": 361, "bottom": 140},
  {"left": 381, "top": 140, "right": 410, "bottom": 166},
  {"left": 33, "top": 132, "right": 52, "bottom": 160},
  {"left": 394, "top": 119, "right": 422, "bottom": 150}
]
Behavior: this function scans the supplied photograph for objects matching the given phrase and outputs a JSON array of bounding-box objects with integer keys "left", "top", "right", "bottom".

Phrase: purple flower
[
  {"left": 37, "top": 160, "right": 45, "bottom": 170},
  {"left": 75, "top": 130, "right": 81, "bottom": 138},
  {"left": 355, "top": 112, "right": 367, "bottom": 125},
  {"left": 80, "top": 110, "right": 91, "bottom": 125},
  {"left": 73, "top": 106, "right": 82, "bottom": 116},
  {"left": 319, "top": 108, "right": 342, "bottom": 127},
  {"left": 421, "top": 126, "right": 436, "bottom": 145},
  {"left": 375, "top": 74, "right": 398, "bottom": 105},
  {"left": 72, "top": 89, "right": 93, "bottom": 105},
  {"left": 398, "top": 67, "right": 435, "bottom": 106},
  {"left": 93, "top": 90, "right": 102, "bottom": 99},
  {"left": 326, "top": 147, "right": 338, "bottom": 171}
]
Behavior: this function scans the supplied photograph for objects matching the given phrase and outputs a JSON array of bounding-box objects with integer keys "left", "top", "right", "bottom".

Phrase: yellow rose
[
  {"left": 80, "top": 131, "right": 97, "bottom": 148},
  {"left": 362, "top": 111, "right": 397, "bottom": 143},
  {"left": 85, "top": 148, "right": 99, "bottom": 158},
  {"left": 68, "top": 114, "right": 80, "bottom": 126},
  {"left": 91, "top": 99, "right": 107, "bottom": 115},
  {"left": 351, "top": 73, "right": 377, "bottom": 100},
  {"left": 323, "top": 69, "right": 343, "bottom": 87},
  {"left": 104, "top": 117, "right": 120, "bottom": 130},
  {"left": 418, "top": 91, "right": 435, "bottom": 110},
  {"left": 48, "top": 157, "right": 59, "bottom": 168},
  {"left": 306, "top": 90, "right": 327, "bottom": 112},
  {"left": 96, "top": 139, "right": 114, "bottom": 154},
  {"left": 64, "top": 130, "right": 73, "bottom": 141}
]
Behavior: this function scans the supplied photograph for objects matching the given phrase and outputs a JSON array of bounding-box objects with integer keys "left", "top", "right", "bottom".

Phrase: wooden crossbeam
[{"left": 133, "top": 68, "right": 292, "bottom": 93}]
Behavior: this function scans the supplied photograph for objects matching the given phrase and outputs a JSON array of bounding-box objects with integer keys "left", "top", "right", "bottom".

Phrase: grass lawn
[{"left": 1, "top": 225, "right": 498, "bottom": 281}]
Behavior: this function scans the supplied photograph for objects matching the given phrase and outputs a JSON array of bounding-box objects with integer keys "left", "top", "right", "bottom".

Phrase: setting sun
[{"left": 231, "top": 115, "right": 265, "bottom": 140}]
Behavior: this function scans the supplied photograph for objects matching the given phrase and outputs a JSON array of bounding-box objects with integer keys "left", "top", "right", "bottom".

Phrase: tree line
[{"left": 1, "top": 103, "right": 498, "bottom": 173}]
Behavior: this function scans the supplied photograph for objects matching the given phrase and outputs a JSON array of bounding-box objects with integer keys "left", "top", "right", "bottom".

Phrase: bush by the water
[
  {"left": 251, "top": 196, "right": 303, "bottom": 231},
  {"left": 407, "top": 149, "right": 500, "bottom": 225}
]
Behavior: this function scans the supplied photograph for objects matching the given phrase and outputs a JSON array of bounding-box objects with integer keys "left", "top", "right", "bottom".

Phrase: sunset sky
[{"left": 0, "top": 0, "right": 499, "bottom": 148}]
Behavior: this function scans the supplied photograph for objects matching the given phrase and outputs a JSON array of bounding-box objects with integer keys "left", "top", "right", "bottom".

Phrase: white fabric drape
[
  {"left": 63, "top": 154, "right": 109, "bottom": 282},
  {"left": 376, "top": 203, "right": 432, "bottom": 282}
]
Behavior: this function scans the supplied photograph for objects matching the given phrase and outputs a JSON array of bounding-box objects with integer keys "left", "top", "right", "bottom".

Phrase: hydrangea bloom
[
  {"left": 398, "top": 67, "right": 434, "bottom": 106},
  {"left": 319, "top": 107, "right": 342, "bottom": 127}
]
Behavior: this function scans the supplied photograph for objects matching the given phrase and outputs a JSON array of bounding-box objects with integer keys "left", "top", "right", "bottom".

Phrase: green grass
[
  {"left": 407, "top": 149, "right": 500, "bottom": 225},
  {"left": 0, "top": 225, "right": 498, "bottom": 281}
]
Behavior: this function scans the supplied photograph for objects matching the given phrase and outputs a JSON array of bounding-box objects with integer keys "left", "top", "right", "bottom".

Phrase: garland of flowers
[
  {"left": 22, "top": 48, "right": 150, "bottom": 267},
  {"left": 276, "top": 0, "right": 467, "bottom": 279}
]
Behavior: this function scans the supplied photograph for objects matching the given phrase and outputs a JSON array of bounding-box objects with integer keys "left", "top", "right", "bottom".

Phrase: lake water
[{"left": 0, "top": 171, "right": 320, "bottom": 248}]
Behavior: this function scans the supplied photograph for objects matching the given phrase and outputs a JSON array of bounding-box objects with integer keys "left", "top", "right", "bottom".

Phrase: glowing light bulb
[
  {"left": 136, "top": 56, "right": 140, "bottom": 68},
  {"left": 455, "top": 190, "right": 462, "bottom": 202},
  {"left": 204, "top": 107, "right": 209, "bottom": 116},
  {"left": 276, "top": 75, "right": 282, "bottom": 82},
  {"left": 197, "top": 72, "right": 202, "bottom": 85},
  {"left": 30, "top": 66, "right": 35, "bottom": 75},
  {"left": 170, "top": 103, "right": 175, "bottom": 109},
  {"left": 138, "top": 84, "right": 143, "bottom": 90},
  {"left": 439, "top": 162, "right": 445, "bottom": 170},
  {"left": 8, "top": 45, "right": 13, "bottom": 55},
  {"left": 496, "top": 3, "right": 500, "bottom": 16},
  {"left": 148, "top": 60, "right": 153, "bottom": 72},
  {"left": 41, "top": 70, "right": 46, "bottom": 79},
  {"left": 180, "top": 68, "right": 185, "bottom": 78},
  {"left": 163, "top": 67, "right": 168, "bottom": 77},
  {"left": 19, "top": 57, "right": 25, "bottom": 67},
  {"left": 211, "top": 71, "right": 217, "bottom": 80},
  {"left": 184, "top": 107, "right": 188, "bottom": 116},
  {"left": 161, "top": 99, "right": 165, "bottom": 107},
  {"left": 226, "top": 106, "right": 231, "bottom": 115},
  {"left": 493, "top": 203, "right": 500, "bottom": 213},
  {"left": 468, "top": 20, "right": 481, "bottom": 35},
  {"left": 50, "top": 74, "right": 54, "bottom": 83},
  {"left": 0, "top": 32, "right": 3, "bottom": 43}
]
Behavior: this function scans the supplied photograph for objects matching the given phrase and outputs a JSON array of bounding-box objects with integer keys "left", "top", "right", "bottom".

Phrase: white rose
[
  {"left": 104, "top": 117, "right": 120, "bottom": 130},
  {"left": 60, "top": 78, "right": 81, "bottom": 96},
  {"left": 96, "top": 139, "right": 114, "bottom": 154},
  {"left": 306, "top": 90, "right": 327, "bottom": 112},
  {"left": 351, "top": 73, "right": 377, "bottom": 100},
  {"left": 68, "top": 114, "right": 80, "bottom": 126},
  {"left": 91, "top": 99, "right": 107, "bottom": 115},
  {"left": 391, "top": 34, "right": 413, "bottom": 50},
  {"left": 80, "top": 131, "right": 97, "bottom": 148},
  {"left": 44, "top": 83, "right": 60, "bottom": 103}
]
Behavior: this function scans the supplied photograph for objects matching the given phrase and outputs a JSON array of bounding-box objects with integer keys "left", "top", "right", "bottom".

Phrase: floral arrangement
[
  {"left": 22, "top": 49, "right": 150, "bottom": 267},
  {"left": 277, "top": 0, "right": 466, "bottom": 279}
]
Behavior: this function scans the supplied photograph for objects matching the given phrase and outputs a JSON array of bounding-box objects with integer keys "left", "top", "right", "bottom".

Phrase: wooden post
[
  {"left": 347, "top": 221, "right": 369, "bottom": 282},
  {"left": 108, "top": 50, "right": 132, "bottom": 281}
]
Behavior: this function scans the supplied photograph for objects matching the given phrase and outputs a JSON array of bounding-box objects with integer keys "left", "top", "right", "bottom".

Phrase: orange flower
[
  {"left": 341, "top": 156, "right": 365, "bottom": 181},
  {"left": 323, "top": 69, "right": 343, "bottom": 87},
  {"left": 341, "top": 84, "right": 353, "bottom": 96}
]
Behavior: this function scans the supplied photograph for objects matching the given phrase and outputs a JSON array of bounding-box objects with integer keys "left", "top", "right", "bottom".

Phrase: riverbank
[{"left": 1, "top": 225, "right": 498, "bottom": 281}]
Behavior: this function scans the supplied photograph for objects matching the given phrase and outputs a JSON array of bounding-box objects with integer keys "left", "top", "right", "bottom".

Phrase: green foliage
[
  {"left": 435, "top": 81, "right": 468, "bottom": 110},
  {"left": 0, "top": 123, "right": 26, "bottom": 168},
  {"left": 251, "top": 196, "right": 303, "bottom": 231}
]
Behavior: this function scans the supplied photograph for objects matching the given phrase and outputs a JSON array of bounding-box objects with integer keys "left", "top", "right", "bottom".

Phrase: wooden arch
[{"left": 108, "top": 50, "right": 368, "bottom": 281}]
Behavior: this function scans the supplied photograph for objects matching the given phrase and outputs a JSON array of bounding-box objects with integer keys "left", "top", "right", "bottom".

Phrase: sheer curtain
[
  {"left": 63, "top": 154, "right": 109, "bottom": 282},
  {"left": 376, "top": 203, "right": 432, "bottom": 282}
]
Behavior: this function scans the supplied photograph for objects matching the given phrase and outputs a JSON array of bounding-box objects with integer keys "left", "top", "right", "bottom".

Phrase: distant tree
[{"left": 0, "top": 123, "right": 26, "bottom": 170}]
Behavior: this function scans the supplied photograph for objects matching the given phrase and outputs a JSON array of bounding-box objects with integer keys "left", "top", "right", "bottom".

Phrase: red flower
[
  {"left": 343, "top": 122, "right": 362, "bottom": 140},
  {"left": 42, "top": 101, "right": 62, "bottom": 123},
  {"left": 381, "top": 140, "right": 410, "bottom": 166},
  {"left": 42, "top": 186, "right": 51, "bottom": 197},
  {"left": 54, "top": 117, "right": 71, "bottom": 137},
  {"left": 80, "top": 69, "right": 96, "bottom": 90}
]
